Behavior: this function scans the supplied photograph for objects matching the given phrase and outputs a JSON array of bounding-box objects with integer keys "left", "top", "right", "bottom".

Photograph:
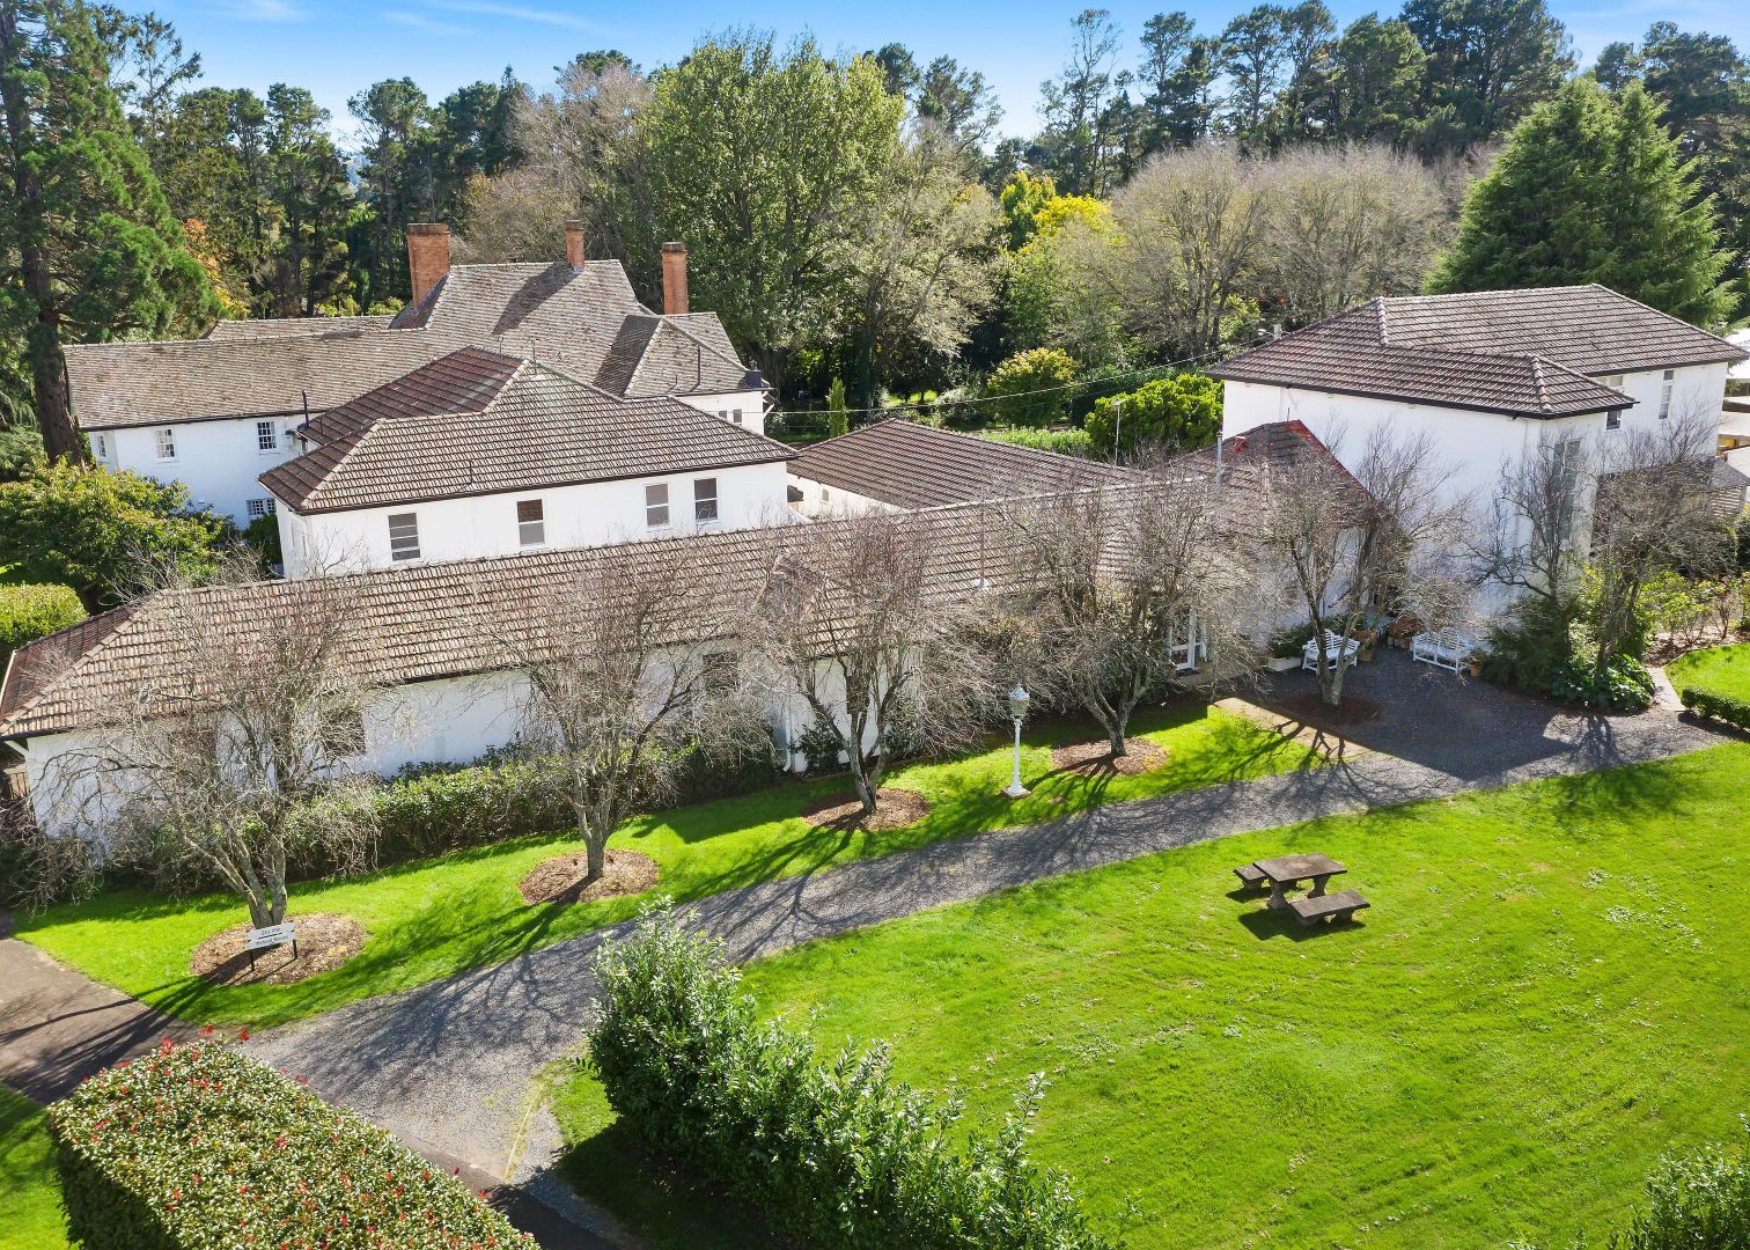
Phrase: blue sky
[{"left": 162, "top": 0, "right": 1750, "bottom": 147}]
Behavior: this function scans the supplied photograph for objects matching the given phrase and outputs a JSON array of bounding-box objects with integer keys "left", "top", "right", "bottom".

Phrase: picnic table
[{"left": 1250, "top": 852, "right": 1346, "bottom": 911}]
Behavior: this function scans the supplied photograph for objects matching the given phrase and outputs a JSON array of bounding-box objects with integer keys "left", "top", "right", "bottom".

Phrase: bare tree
[
  {"left": 1253, "top": 425, "right": 1474, "bottom": 706},
  {"left": 488, "top": 542, "right": 767, "bottom": 883},
  {"left": 748, "top": 510, "right": 997, "bottom": 817},
  {"left": 66, "top": 554, "right": 378, "bottom": 928},
  {"left": 1471, "top": 431, "right": 1589, "bottom": 607},
  {"left": 998, "top": 473, "right": 1259, "bottom": 757}
]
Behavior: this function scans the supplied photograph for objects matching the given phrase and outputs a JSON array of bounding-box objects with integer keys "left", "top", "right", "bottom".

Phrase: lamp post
[{"left": 1004, "top": 684, "right": 1031, "bottom": 799}]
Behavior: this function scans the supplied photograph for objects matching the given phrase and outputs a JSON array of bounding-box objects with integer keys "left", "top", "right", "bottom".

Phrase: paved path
[{"left": 245, "top": 654, "right": 1736, "bottom": 1224}]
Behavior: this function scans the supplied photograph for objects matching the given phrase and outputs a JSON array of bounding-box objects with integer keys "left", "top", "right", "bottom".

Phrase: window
[
  {"left": 1606, "top": 409, "right": 1622, "bottom": 431},
  {"left": 256, "top": 420, "right": 278, "bottom": 452},
  {"left": 732, "top": 408, "right": 744, "bottom": 426},
  {"left": 1602, "top": 374, "right": 1624, "bottom": 389},
  {"left": 246, "top": 497, "right": 276, "bottom": 519},
  {"left": 388, "top": 512, "right": 420, "bottom": 561},
  {"left": 1659, "top": 369, "right": 1674, "bottom": 419},
  {"left": 155, "top": 427, "right": 176, "bottom": 460},
  {"left": 645, "top": 483, "right": 670, "bottom": 528},
  {"left": 93, "top": 433, "right": 107, "bottom": 459},
  {"left": 517, "top": 498, "right": 545, "bottom": 547},
  {"left": 718, "top": 409, "right": 729, "bottom": 421},
  {"left": 694, "top": 477, "right": 719, "bottom": 523},
  {"left": 318, "top": 708, "right": 367, "bottom": 759}
]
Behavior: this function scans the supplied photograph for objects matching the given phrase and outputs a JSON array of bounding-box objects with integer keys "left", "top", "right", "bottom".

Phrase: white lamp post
[{"left": 1004, "top": 683, "right": 1031, "bottom": 799}]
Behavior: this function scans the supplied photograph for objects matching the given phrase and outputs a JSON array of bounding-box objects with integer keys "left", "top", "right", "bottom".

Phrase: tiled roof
[
  {"left": 259, "top": 348, "right": 792, "bottom": 514},
  {"left": 1211, "top": 285, "right": 1747, "bottom": 419},
  {"left": 67, "top": 262, "right": 750, "bottom": 430},
  {"left": 790, "top": 421, "right": 1140, "bottom": 508},
  {"left": 204, "top": 315, "right": 396, "bottom": 340}
]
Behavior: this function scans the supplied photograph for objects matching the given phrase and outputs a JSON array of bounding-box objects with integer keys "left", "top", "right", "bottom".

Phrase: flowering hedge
[
  {"left": 48, "top": 1041, "right": 531, "bottom": 1249},
  {"left": 589, "top": 903, "right": 1114, "bottom": 1249}
]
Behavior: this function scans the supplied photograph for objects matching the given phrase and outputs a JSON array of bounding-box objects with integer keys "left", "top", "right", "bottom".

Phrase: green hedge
[
  {"left": 1679, "top": 683, "right": 1750, "bottom": 730},
  {"left": 48, "top": 1040, "right": 531, "bottom": 1249},
  {"left": 0, "top": 582, "right": 86, "bottom": 670},
  {"left": 589, "top": 904, "right": 1114, "bottom": 1250}
]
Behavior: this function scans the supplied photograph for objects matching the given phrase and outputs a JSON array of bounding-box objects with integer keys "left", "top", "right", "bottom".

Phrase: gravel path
[{"left": 245, "top": 653, "right": 1735, "bottom": 1237}]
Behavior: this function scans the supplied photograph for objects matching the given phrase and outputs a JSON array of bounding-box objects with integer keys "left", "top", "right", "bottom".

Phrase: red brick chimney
[
  {"left": 406, "top": 223, "right": 450, "bottom": 308},
  {"left": 564, "top": 220, "right": 586, "bottom": 270},
  {"left": 660, "top": 241, "right": 689, "bottom": 315}
]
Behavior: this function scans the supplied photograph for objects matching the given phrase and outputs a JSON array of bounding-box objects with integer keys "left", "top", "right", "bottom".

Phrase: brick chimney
[
  {"left": 406, "top": 223, "right": 450, "bottom": 308},
  {"left": 564, "top": 219, "right": 586, "bottom": 270},
  {"left": 660, "top": 241, "right": 689, "bottom": 315}
]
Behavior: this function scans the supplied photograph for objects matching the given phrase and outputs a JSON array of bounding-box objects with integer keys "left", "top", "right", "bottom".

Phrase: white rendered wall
[
  {"left": 276, "top": 460, "right": 792, "bottom": 577},
  {"left": 94, "top": 416, "right": 303, "bottom": 523},
  {"left": 679, "top": 390, "right": 768, "bottom": 437},
  {"left": 785, "top": 474, "right": 900, "bottom": 519}
]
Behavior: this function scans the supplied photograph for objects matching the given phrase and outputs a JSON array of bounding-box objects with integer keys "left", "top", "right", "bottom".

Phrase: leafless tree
[
  {"left": 487, "top": 542, "right": 768, "bottom": 883},
  {"left": 747, "top": 510, "right": 998, "bottom": 817},
  {"left": 1470, "top": 431, "right": 1589, "bottom": 607},
  {"left": 998, "top": 472, "right": 1260, "bottom": 757},
  {"left": 1253, "top": 425, "right": 1475, "bottom": 706},
  {"left": 61, "top": 554, "right": 379, "bottom": 928}
]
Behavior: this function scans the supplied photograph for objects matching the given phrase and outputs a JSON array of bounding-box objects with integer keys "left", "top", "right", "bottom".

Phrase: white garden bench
[
  {"left": 1301, "top": 630, "right": 1361, "bottom": 673},
  {"left": 1410, "top": 628, "right": 1479, "bottom": 673}
]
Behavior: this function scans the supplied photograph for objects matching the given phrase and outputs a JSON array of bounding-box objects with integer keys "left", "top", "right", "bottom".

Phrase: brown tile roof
[
  {"left": 203, "top": 315, "right": 396, "bottom": 340},
  {"left": 67, "top": 262, "right": 750, "bottom": 430},
  {"left": 1210, "top": 285, "right": 1747, "bottom": 419},
  {"left": 789, "top": 421, "right": 1140, "bottom": 508},
  {"left": 259, "top": 348, "right": 792, "bottom": 514}
]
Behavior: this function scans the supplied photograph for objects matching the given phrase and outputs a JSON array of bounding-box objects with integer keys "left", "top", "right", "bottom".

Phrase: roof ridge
[{"left": 1373, "top": 297, "right": 1390, "bottom": 346}]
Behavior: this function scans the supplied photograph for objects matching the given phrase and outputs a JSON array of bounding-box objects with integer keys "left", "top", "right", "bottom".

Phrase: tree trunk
[
  {"left": 847, "top": 751, "right": 880, "bottom": 816},
  {"left": 584, "top": 833, "right": 606, "bottom": 882},
  {"left": 1107, "top": 722, "right": 1128, "bottom": 757}
]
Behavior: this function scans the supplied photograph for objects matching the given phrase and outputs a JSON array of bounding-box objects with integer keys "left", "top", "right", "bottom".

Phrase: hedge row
[
  {"left": 0, "top": 581, "right": 85, "bottom": 669},
  {"left": 589, "top": 904, "right": 1114, "bottom": 1250},
  {"left": 48, "top": 1040, "right": 530, "bottom": 1249},
  {"left": 1679, "top": 683, "right": 1750, "bottom": 730}
]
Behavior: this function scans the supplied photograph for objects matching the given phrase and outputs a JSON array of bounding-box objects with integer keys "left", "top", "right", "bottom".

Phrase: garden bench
[
  {"left": 1287, "top": 889, "right": 1370, "bottom": 926},
  {"left": 1232, "top": 863, "right": 1267, "bottom": 891},
  {"left": 1301, "top": 630, "right": 1360, "bottom": 673},
  {"left": 1411, "top": 628, "right": 1479, "bottom": 673}
]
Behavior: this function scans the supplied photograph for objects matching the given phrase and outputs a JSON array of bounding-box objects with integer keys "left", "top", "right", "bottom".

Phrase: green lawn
[
  {"left": 17, "top": 701, "right": 1310, "bottom": 1029},
  {"left": 0, "top": 1086, "right": 67, "bottom": 1250},
  {"left": 555, "top": 742, "right": 1750, "bottom": 1250},
  {"left": 1668, "top": 640, "right": 1750, "bottom": 700}
]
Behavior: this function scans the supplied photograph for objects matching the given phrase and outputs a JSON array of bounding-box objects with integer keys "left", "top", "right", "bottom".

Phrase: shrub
[
  {"left": 985, "top": 348, "right": 1079, "bottom": 427},
  {"left": 1679, "top": 683, "right": 1750, "bottom": 730},
  {"left": 978, "top": 426, "right": 1094, "bottom": 457},
  {"left": 1546, "top": 654, "right": 1655, "bottom": 711},
  {"left": 48, "top": 1040, "right": 531, "bottom": 1249},
  {"left": 1085, "top": 372, "right": 1222, "bottom": 458},
  {"left": 0, "top": 582, "right": 86, "bottom": 670},
  {"left": 589, "top": 903, "right": 1115, "bottom": 1250},
  {"left": 1269, "top": 621, "right": 1317, "bottom": 660}
]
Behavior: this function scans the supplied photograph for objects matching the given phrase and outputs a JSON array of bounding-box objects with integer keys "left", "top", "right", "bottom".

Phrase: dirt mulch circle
[
  {"left": 1050, "top": 737, "right": 1169, "bottom": 775},
  {"left": 803, "top": 787, "right": 931, "bottom": 832},
  {"left": 1270, "top": 692, "right": 1385, "bottom": 728},
  {"left": 519, "top": 848, "right": 660, "bottom": 906},
  {"left": 191, "top": 913, "right": 365, "bottom": 987}
]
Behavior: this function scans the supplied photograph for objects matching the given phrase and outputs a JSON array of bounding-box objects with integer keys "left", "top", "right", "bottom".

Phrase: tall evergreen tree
[
  {"left": 1402, "top": 0, "right": 1572, "bottom": 151},
  {"left": 0, "top": 0, "right": 213, "bottom": 461},
  {"left": 1431, "top": 78, "right": 1732, "bottom": 326}
]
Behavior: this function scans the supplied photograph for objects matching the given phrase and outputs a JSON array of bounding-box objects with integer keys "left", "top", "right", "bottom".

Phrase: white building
[
  {"left": 67, "top": 223, "right": 766, "bottom": 524},
  {"left": 261, "top": 346, "right": 795, "bottom": 576}
]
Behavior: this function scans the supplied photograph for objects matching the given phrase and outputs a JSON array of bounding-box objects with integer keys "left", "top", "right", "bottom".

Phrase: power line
[{"left": 764, "top": 350, "right": 1223, "bottom": 422}]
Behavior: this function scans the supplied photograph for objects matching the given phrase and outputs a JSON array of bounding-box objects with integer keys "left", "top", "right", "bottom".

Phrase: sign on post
[{"left": 244, "top": 921, "right": 298, "bottom": 970}]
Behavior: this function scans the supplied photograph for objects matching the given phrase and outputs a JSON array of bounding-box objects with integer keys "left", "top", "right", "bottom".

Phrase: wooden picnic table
[{"left": 1252, "top": 852, "right": 1347, "bottom": 911}]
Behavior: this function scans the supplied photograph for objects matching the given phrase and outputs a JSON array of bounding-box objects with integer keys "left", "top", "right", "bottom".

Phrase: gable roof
[
  {"left": 789, "top": 421, "right": 1140, "bottom": 508},
  {"left": 1210, "top": 285, "right": 1747, "bottom": 419},
  {"left": 258, "top": 348, "right": 793, "bottom": 515},
  {"left": 67, "top": 261, "right": 750, "bottom": 430}
]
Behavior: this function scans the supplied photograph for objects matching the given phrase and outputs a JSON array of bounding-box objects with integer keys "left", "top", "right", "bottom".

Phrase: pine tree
[
  {"left": 1431, "top": 78, "right": 1732, "bottom": 325},
  {"left": 0, "top": 0, "right": 213, "bottom": 462},
  {"left": 827, "top": 377, "right": 849, "bottom": 438}
]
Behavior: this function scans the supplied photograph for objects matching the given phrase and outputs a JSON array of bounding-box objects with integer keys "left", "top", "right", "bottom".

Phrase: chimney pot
[
  {"left": 661, "top": 241, "right": 689, "bottom": 316},
  {"left": 406, "top": 223, "right": 450, "bottom": 309},
  {"left": 564, "top": 219, "right": 586, "bottom": 270}
]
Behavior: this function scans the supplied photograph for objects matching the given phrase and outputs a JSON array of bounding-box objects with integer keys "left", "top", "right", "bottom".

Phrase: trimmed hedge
[
  {"left": 589, "top": 903, "right": 1114, "bottom": 1250},
  {"left": 1679, "top": 683, "right": 1750, "bottom": 730},
  {"left": 0, "top": 581, "right": 86, "bottom": 669},
  {"left": 48, "top": 1040, "right": 530, "bottom": 1249}
]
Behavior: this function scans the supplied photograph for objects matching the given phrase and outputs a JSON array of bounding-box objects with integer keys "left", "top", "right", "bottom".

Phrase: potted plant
[
  {"left": 1266, "top": 623, "right": 1316, "bottom": 672},
  {"left": 1465, "top": 649, "right": 1486, "bottom": 677}
]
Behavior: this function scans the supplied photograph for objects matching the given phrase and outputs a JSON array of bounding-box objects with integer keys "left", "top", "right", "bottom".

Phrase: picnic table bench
[
  {"left": 1232, "top": 852, "right": 1371, "bottom": 927},
  {"left": 1287, "top": 889, "right": 1371, "bottom": 926}
]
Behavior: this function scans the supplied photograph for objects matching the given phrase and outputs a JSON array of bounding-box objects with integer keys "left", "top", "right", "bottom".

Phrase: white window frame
[
  {"left": 388, "top": 512, "right": 421, "bottom": 561},
  {"left": 1658, "top": 369, "right": 1674, "bottom": 419},
  {"left": 1605, "top": 409, "right": 1622, "bottom": 431},
  {"left": 155, "top": 427, "right": 177, "bottom": 460},
  {"left": 645, "top": 482, "right": 670, "bottom": 529},
  {"left": 517, "top": 498, "right": 545, "bottom": 547},
  {"left": 93, "top": 433, "right": 107, "bottom": 460},
  {"left": 732, "top": 408, "right": 744, "bottom": 426},
  {"left": 694, "top": 477, "right": 719, "bottom": 524},
  {"left": 256, "top": 420, "right": 279, "bottom": 453},
  {"left": 245, "top": 497, "right": 276, "bottom": 519}
]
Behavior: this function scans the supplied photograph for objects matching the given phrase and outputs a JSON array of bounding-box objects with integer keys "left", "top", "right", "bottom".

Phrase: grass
[
  {"left": 554, "top": 742, "right": 1750, "bottom": 1250},
  {"left": 1668, "top": 640, "right": 1750, "bottom": 701},
  {"left": 16, "top": 701, "right": 1311, "bottom": 1029},
  {"left": 0, "top": 1086, "right": 67, "bottom": 1250}
]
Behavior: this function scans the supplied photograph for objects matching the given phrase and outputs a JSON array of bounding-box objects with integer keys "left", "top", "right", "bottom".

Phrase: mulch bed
[
  {"left": 1269, "top": 692, "right": 1385, "bottom": 728},
  {"left": 519, "top": 848, "right": 660, "bottom": 906},
  {"left": 802, "top": 787, "right": 931, "bottom": 832},
  {"left": 191, "top": 912, "right": 365, "bottom": 987},
  {"left": 1050, "top": 737, "right": 1168, "bottom": 775}
]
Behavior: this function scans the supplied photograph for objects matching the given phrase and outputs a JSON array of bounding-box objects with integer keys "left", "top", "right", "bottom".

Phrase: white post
[{"left": 1004, "top": 716, "right": 1029, "bottom": 799}]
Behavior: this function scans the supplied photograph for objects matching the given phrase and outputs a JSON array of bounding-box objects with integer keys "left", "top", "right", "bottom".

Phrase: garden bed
[
  {"left": 520, "top": 849, "right": 660, "bottom": 905},
  {"left": 190, "top": 913, "right": 364, "bottom": 986}
]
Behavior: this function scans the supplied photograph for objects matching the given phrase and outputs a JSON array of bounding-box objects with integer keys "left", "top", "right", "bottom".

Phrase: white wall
[
  {"left": 786, "top": 474, "right": 899, "bottom": 519},
  {"left": 276, "top": 460, "right": 792, "bottom": 576},
  {"left": 679, "top": 389, "right": 768, "bottom": 437},
  {"left": 93, "top": 416, "right": 302, "bottom": 524}
]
